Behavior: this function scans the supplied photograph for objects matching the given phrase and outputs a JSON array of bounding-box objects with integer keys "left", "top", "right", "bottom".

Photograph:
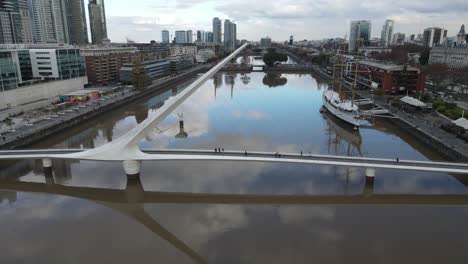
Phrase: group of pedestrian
[{"left": 214, "top": 147, "right": 225, "bottom": 153}]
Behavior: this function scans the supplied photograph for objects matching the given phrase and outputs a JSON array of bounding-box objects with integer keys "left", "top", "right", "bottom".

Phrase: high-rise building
[
  {"left": 380, "top": 19, "right": 394, "bottom": 47},
  {"left": 260, "top": 37, "right": 271, "bottom": 48},
  {"left": 392, "top": 32, "right": 405, "bottom": 45},
  {"left": 18, "top": 0, "right": 33, "bottom": 43},
  {"left": 175, "top": 30, "right": 186, "bottom": 43},
  {"left": 212, "top": 17, "right": 221, "bottom": 44},
  {"left": 349, "top": 20, "right": 371, "bottom": 52},
  {"left": 289, "top": 35, "right": 294, "bottom": 45},
  {"left": 162, "top": 30, "right": 170, "bottom": 44},
  {"left": 30, "top": 0, "right": 69, "bottom": 44},
  {"left": 205, "top": 31, "right": 213, "bottom": 42},
  {"left": 186, "top": 30, "right": 193, "bottom": 43},
  {"left": 422, "top": 27, "right": 447, "bottom": 47},
  {"left": 196, "top": 30, "right": 204, "bottom": 42},
  {"left": 224, "top": 19, "right": 236, "bottom": 51},
  {"left": 457, "top": 24, "right": 466, "bottom": 46},
  {"left": 0, "top": 0, "right": 23, "bottom": 44},
  {"left": 66, "top": 0, "right": 88, "bottom": 45},
  {"left": 88, "top": 0, "right": 107, "bottom": 45}
]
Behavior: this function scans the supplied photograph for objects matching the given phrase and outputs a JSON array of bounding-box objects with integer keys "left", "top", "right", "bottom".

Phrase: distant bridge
[
  {"left": 222, "top": 64, "right": 317, "bottom": 73},
  {"left": 0, "top": 43, "right": 467, "bottom": 186}
]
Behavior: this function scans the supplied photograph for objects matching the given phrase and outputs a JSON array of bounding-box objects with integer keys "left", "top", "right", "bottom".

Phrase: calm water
[{"left": 1, "top": 72, "right": 468, "bottom": 263}]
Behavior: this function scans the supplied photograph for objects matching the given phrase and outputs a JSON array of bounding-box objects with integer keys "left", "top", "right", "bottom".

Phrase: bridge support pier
[
  {"left": 123, "top": 160, "right": 141, "bottom": 181},
  {"left": 42, "top": 158, "right": 53, "bottom": 175},
  {"left": 365, "top": 168, "right": 376, "bottom": 184}
]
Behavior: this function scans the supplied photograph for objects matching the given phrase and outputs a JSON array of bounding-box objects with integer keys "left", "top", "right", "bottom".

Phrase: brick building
[
  {"left": 346, "top": 60, "right": 425, "bottom": 94},
  {"left": 81, "top": 46, "right": 139, "bottom": 86}
]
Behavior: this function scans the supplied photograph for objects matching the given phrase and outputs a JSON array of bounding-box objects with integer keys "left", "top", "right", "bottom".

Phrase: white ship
[{"left": 322, "top": 89, "right": 362, "bottom": 127}]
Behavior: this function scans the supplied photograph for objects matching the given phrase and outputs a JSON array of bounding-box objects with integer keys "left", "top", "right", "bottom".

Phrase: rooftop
[{"left": 359, "top": 60, "right": 420, "bottom": 72}]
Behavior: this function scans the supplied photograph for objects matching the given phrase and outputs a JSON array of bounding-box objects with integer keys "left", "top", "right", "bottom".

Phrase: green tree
[
  {"left": 263, "top": 50, "right": 288, "bottom": 67},
  {"left": 4, "top": 117, "right": 14, "bottom": 131},
  {"left": 423, "top": 63, "right": 449, "bottom": 90}
]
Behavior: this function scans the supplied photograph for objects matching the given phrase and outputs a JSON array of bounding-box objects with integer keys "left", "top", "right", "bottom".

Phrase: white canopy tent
[
  {"left": 453, "top": 118, "right": 468, "bottom": 130},
  {"left": 400, "top": 96, "right": 427, "bottom": 108}
]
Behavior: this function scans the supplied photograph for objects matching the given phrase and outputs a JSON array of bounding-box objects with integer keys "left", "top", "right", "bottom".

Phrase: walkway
[{"left": 1, "top": 148, "right": 468, "bottom": 174}]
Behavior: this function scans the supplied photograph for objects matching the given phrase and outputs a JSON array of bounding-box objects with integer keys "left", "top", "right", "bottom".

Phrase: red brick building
[
  {"left": 81, "top": 47, "right": 140, "bottom": 86},
  {"left": 346, "top": 60, "right": 425, "bottom": 94}
]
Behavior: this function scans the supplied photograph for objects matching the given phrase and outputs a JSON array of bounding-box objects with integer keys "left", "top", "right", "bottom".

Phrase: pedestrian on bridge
[
  {"left": 215, "top": 148, "right": 218, "bottom": 153},
  {"left": 245, "top": 150, "right": 247, "bottom": 156},
  {"left": 396, "top": 157, "right": 399, "bottom": 163},
  {"left": 301, "top": 150, "right": 303, "bottom": 156}
]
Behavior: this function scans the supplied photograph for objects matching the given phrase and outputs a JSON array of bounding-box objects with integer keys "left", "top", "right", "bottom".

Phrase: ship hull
[{"left": 323, "top": 92, "right": 361, "bottom": 128}]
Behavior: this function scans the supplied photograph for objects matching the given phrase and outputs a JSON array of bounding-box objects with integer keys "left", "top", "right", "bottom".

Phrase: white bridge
[{"left": 0, "top": 43, "right": 467, "bottom": 181}]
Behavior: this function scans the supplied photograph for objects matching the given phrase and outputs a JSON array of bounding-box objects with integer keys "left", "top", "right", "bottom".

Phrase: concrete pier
[
  {"left": 42, "top": 158, "right": 53, "bottom": 175},
  {"left": 123, "top": 160, "right": 141, "bottom": 181},
  {"left": 365, "top": 168, "right": 376, "bottom": 184}
]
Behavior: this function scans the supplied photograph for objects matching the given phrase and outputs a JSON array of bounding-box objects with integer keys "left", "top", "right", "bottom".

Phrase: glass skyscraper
[
  {"left": 349, "top": 20, "right": 371, "bottom": 52},
  {"left": 88, "top": 0, "right": 107, "bottom": 45}
]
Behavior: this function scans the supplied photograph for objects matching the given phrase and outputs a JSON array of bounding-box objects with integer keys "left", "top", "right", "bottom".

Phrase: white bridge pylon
[{"left": 64, "top": 44, "right": 249, "bottom": 164}]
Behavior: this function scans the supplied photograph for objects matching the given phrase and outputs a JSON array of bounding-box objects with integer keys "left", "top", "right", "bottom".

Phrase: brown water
[{"left": 1, "top": 72, "right": 468, "bottom": 263}]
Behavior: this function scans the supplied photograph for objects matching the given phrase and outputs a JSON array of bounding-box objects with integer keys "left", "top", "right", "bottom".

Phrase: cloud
[
  {"left": 105, "top": 0, "right": 468, "bottom": 42},
  {"left": 232, "top": 110, "right": 272, "bottom": 120}
]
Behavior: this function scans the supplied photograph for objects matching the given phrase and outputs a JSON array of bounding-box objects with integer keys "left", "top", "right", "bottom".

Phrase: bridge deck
[{"left": 1, "top": 148, "right": 468, "bottom": 174}]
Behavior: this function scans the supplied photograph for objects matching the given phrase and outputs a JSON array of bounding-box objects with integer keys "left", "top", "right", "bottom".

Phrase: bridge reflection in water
[{"left": 2, "top": 161, "right": 468, "bottom": 263}]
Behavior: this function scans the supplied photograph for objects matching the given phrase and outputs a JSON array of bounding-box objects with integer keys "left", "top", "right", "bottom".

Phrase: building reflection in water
[{"left": 262, "top": 73, "right": 288, "bottom": 87}]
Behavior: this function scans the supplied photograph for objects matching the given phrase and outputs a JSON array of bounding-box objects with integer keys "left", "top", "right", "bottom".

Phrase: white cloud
[{"left": 104, "top": 0, "right": 468, "bottom": 42}]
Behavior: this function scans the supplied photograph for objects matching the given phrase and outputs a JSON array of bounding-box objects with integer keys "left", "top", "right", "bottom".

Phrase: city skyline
[{"left": 101, "top": 0, "right": 467, "bottom": 43}]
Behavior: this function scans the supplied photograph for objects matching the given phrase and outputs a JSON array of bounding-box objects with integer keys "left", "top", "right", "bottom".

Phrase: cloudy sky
[{"left": 95, "top": 0, "right": 468, "bottom": 43}]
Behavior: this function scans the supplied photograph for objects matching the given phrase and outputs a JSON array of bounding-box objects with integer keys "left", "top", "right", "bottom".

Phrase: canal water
[{"left": 1, "top": 72, "right": 468, "bottom": 263}]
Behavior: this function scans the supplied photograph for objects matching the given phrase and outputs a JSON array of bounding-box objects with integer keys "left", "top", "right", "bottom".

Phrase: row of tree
[
  {"left": 368, "top": 44, "right": 431, "bottom": 65},
  {"left": 263, "top": 48, "right": 288, "bottom": 67},
  {"left": 423, "top": 64, "right": 468, "bottom": 93}
]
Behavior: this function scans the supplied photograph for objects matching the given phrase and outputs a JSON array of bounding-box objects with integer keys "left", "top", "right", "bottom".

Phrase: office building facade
[
  {"left": 119, "top": 59, "right": 170, "bottom": 83},
  {"left": 429, "top": 46, "right": 468, "bottom": 68},
  {"left": 213, "top": 17, "right": 222, "bottom": 44},
  {"left": 260, "top": 37, "right": 271, "bottom": 48},
  {"left": 380, "top": 19, "right": 394, "bottom": 47},
  {"left": 224, "top": 19, "right": 236, "bottom": 51},
  {"left": 88, "top": 0, "right": 107, "bottom": 45},
  {"left": 30, "top": 0, "right": 69, "bottom": 44},
  {"left": 392, "top": 32, "right": 405, "bottom": 45},
  {"left": 349, "top": 20, "right": 371, "bottom": 52},
  {"left": 186, "top": 30, "right": 193, "bottom": 43},
  {"left": 65, "top": 0, "right": 88, "bottom": 45},
  {"left": 0, "top": 0, "right": 23, "bottom": 44},
  {"left": 175, "top": 30, "right": 186, "bottom": 44},
  {"left": 162, "top": 30, "right": 170, "bottom": 44},
  {"left": 422, "top": 27, "right": 447, "bottom": 48}
]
